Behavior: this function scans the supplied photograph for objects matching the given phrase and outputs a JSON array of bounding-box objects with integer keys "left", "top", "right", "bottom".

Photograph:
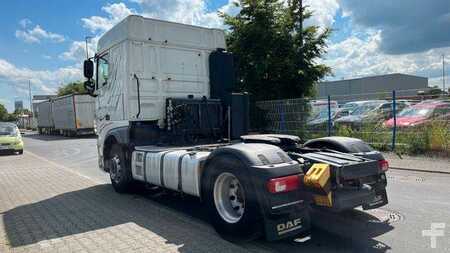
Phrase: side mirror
[
  {"left": 84, "top": 80, "right": 97, "bottom": 97},
  {"left": 83, "top": 60, "right": 94, "bottom": 79}
]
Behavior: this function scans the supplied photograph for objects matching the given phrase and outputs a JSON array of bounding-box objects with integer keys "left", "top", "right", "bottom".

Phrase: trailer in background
[
  {"left": 35, "top": 100, "right": 54, "bottom": 134},
  {"left": 16, "top": 114, "right": 37, "bottom": 130},
  {"left": 52, "top": 94, "right": 95, "bottom": 136}
]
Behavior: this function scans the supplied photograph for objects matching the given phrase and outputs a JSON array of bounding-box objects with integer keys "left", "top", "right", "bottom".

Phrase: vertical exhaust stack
[{"left": 209, "top": 49, "right": 249, "bottom": 139}]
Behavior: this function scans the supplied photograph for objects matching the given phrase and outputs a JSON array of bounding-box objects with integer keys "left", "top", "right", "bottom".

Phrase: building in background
[
  {"left": 14, "top": 100, "right": 23, "bottom": 111},
  {"left": 316, "top": 73, "right": 429, "bottom": 103}
]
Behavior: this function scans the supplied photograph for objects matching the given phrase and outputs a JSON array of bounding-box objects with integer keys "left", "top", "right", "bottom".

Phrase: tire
[
  {"left": 17, "top": 150, "right": 23, "bottom": 155},
  {"left": 202, "top": 155, "right": 263, "bottom": 242},
  {"left": 108, "top": 144, "right": 133, "bottom": 193}
]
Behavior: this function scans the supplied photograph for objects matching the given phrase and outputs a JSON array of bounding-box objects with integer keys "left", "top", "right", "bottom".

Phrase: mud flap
[
  {"left": 264, "top": 209, "right": 311, "bottom": 241},
  {"left": 362, "top": 189, "right": 388, "bottom": 210}
]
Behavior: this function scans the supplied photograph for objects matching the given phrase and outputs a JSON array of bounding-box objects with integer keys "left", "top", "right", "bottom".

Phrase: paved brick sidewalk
[{"left": 0, "top": 152, "right": 260, "bottom": 253}]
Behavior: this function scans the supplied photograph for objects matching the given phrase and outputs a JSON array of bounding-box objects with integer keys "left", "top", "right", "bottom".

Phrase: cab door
[{"left": 94, "top": 53, "right": 111, "bottom": 124}]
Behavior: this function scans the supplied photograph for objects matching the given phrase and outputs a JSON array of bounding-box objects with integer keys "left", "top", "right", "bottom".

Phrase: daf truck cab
[{"left": 83, "top": 15, "right": 389, "bottom": 242}]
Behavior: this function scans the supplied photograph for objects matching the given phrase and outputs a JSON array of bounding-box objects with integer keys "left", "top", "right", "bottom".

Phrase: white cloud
[
  {"left": 323, "top": 30, "right": 450, "bottom": 89},
  {"left": 81, "top": 3, "right": 135, "bottom": 33},
  {"left": 16, "top": 24, "right": 65, "bottom": 44},
  {"left": 80, "top": 0, "right": 336, "bottom": 38},
  {"left": 70, "top": 1, "right": 237, "bottom": 62},
  {"left": 338, "top": 0, "right": 450, "bottom": 54},
  {"left": 304, "top": 0, "right": 340, "bottom": 28},
  {"left": 133, "top": 0, "right": 337, "bottom": 29},
  {"left": 218, "top": 0, "right": 241, "bottom": 17},
  {"left": 65, "top": 4, "right": 133, "bottom": 62},
  {"left": 126, "top": 0, "right": 239, "bottom": 28},
  {"left": 137, "top": 0, "right": 221, "bottom": 27},
  {"left": 59, "top": 37, "right": 98, "bottom": 61},
  {"left": 0, "top": 58, "right": 82, "bottom": 95}
]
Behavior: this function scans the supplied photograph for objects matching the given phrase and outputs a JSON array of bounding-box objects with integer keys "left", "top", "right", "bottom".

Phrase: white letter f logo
[{"left": 422, "top": 223, "right": 446, "bottom": 249}]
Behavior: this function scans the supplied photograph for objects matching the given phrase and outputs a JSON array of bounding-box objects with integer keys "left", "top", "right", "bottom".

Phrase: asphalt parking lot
[{"left": 0, "top": 133, "right": 449, "bottom": 252}]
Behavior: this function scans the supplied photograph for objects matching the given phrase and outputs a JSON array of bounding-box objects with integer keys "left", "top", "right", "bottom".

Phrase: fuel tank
[{"left": 132, "top": 149, "right": 210, "bottom": 196}]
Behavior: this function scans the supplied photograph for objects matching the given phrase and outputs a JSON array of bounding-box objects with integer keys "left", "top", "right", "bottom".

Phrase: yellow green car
[{"left": 0, "top": 122, "right": 24, "bottom": 155}]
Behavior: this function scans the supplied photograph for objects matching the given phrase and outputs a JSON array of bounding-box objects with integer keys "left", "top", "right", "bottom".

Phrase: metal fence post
[
  {"left": 327, "top": 95, "right": 332, "bottom": 137},
  {"left": 392, "top": 90, "right": 397, "bottom": 151},
  {"left": 279, "top": 101, "right": 286, "bottom": 133}
]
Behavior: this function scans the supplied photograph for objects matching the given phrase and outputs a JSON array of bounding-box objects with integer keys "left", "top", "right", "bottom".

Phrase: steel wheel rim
[
  {"left": 213, "top": 172, "right": 245, "bottom": 224},
  {"left": 110, "top": 155, "right": 122, "bottom": 184}
]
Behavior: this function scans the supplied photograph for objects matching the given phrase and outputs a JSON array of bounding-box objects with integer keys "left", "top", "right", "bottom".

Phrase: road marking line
[{"left": 25, "top": 150, "right": 104, "bottom": 184}]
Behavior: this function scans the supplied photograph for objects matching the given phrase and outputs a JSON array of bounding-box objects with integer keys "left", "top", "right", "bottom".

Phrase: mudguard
[
  {"left": 304, "top": 136, "right": 373, "bottom": 153},
  {"left": 100, "top": 126, "right": 130, "bottom": 170},
  {"left": 205, "top": 143, "right": 312, "bottom": 241},
  {"left": 304, "top": 136, "right": 385, "bottom": 161},
  {"left": 105, "top": 126, "right": 130, "bottom": 147}
]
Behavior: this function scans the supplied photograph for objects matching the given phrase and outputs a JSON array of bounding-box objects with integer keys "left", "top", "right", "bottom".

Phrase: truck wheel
[
  {"left": 202, "top": 155, "right": 263, "bottom": 242},
  {"left": 17, "top": 150, "right": 23, "bottom": 155},
  {"left": 109, "top": 144, "right": 133, "bottom": 193}
]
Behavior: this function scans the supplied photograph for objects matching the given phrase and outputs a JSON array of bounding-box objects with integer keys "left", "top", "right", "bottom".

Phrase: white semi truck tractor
[{"left": 82, "top": 15, "right": 389, "bottom": 242}]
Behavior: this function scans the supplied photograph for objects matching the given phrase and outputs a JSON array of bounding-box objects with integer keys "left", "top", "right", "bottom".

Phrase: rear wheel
[
  {"left": 108, "top": 144, "right": 133, "bottom": 193},
  {"left": 17, "top": 150, "right": 23, "bottom": 155},
  {"left": 202, "top": 155, "right": 263, "bottom": 242}
]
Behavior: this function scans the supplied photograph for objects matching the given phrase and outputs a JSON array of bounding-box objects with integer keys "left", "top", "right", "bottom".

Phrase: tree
[
  {"left": 57, "top": 81, "right": 86, "bottom": 96},
  {"left": 222, "top": 0, "right": 332, "bottom": 101},
  {"left": 13, "top": 108, "right": 31, "bottom": 115},
  {"left": 0, "top": 104, "right": 17, "bottom": 122},
  {"left": 0, "top": 103, "right": 8, "bottom": 121}
]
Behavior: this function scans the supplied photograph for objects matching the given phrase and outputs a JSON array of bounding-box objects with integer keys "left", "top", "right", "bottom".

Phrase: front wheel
[
  {"left": 202, "top": 155, "right": 263, "bottom": 242},
  {"left": 108, "top": 144, "right": 133, "bottom": 193}
]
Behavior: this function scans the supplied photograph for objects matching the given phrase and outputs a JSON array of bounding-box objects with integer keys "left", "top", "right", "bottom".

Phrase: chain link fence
[{"left": 251, "top": 89, "right": 450, "bottom": 156}]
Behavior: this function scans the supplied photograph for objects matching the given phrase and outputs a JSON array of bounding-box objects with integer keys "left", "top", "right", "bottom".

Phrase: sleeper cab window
[{"left": 97, "top": 54, "right": 109, "bottom": 87}]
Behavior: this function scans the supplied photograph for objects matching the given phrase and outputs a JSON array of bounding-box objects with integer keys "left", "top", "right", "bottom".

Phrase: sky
[{"left": 0, "top": 0, "right": 449, "bottom": 112}]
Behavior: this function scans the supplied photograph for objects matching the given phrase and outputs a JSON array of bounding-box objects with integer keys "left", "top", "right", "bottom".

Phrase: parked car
[
  {"left": 335, "top": 101, "right": 368, "bottom": 118},
  {"left": 0, "top": 122, "right": 24, "bottom": 155},
  {"left": 335, "top": 100, "right": 409, "bottom": 129},
  {"left": 307, "top": 108, "right": 338, "bottom": 130},
  {"left": 308, "top": 99, "right": 338, "bottom": 120},
  {"left": 384, "top": 100, "right": 450, "bottom": 128}
]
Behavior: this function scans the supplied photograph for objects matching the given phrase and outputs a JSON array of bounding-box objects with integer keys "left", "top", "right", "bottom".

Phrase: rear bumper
[{"left": 315, "top": 181, "right": 388, "bottom": 212}]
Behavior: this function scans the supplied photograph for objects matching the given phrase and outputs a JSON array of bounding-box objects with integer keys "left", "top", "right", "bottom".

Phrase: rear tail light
[
  {"left": 267, "top": 175, "right": 300, "bottom": 193},
  {"left": 379, "top": 159, "right": 389, "bottom": 172}
]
